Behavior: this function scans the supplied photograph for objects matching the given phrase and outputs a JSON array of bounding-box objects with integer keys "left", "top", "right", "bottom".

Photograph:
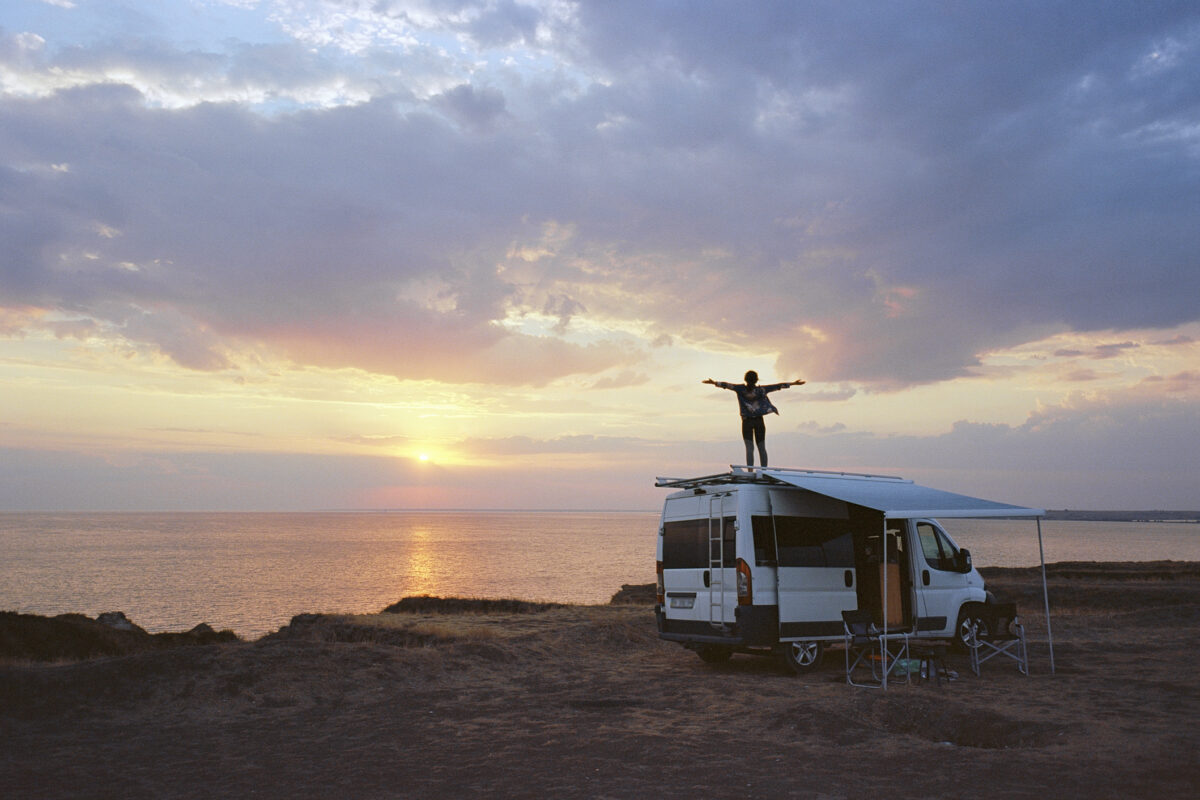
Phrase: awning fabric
[{"left": 759, "top": 469, "right": 1044, "bottom": 519}]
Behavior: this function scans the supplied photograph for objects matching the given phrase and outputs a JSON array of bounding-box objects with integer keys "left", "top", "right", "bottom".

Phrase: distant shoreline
[{"left": 1043, "top": 510, "right": 1200, "bottom": 523}]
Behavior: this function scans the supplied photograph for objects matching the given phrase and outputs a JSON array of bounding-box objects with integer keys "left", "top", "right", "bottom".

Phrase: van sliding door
[{"left": 770, "top": 490, "right": 857, "bottom": 640}]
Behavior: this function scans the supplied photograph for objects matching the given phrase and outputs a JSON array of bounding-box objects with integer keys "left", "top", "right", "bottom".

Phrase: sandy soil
[{"left": 3, "top": 562, "right": 1199, "bottom": 799}]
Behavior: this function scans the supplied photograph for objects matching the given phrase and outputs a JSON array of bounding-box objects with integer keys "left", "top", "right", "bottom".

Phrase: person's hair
[{"left": 744, "top": 370, "right": 758, "bottom": 385}]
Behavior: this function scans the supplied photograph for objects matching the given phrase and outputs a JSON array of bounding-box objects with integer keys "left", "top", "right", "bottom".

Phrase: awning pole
[
  {"left": 881, "top": 516, "right": 889, "bottom": 689},
  {"left": 1037, "top": 517, "right": 1055, "bottom": 675}
]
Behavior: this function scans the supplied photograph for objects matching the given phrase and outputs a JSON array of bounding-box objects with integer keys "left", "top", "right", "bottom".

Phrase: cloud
[
  {"left": 0, "top": 80, "right": 635, "bottom": 381},
  {"left": 268, "top": 314, "right": 637, "bottom": 385},
  {"left": 795, "top": 420, "right": 847, "bottom": 435},
  {"left": 1136, "top": 370, "right": 1200, "bottom": 394},
  {"left": 762, "top": 391, "right": 1200, "bottom": 509},
  {"left": 432, "top": 83, "right": 508, "bottom": 132},
  {"left": 2, "top": 2, "right": 1199, "bottom": 391},
  {"left": 801, "top": 387, "right": 857, "bottom": 403},
  {"left": 333, "top": 433, "right": 411, "bottom": 448},
  {"left": 461, "top": 433, "right": 653, "bottom": 458},
  {"left": 0, "top": 447, "right": 429, "bottom": 510},
  {"left": 1093, "top": 341, "right": 1140, "bottom": 359},
  {"left": 587, "top": 370, "right": 648, "bottom": 390}
]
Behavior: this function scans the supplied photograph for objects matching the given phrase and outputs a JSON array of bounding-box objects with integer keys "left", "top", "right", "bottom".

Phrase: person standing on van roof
[{"left": 703, "top": 371, "right": 805, "bottom": 467}]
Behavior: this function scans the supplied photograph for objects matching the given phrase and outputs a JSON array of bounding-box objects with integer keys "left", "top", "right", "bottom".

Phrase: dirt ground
[{"left": 3, "top": 562, "right": 1199, "bottom": 799}]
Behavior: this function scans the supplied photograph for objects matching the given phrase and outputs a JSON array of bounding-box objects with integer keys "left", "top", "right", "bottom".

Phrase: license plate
[{"left": 669, "top": 597, "right": 695, "bottom": 609}]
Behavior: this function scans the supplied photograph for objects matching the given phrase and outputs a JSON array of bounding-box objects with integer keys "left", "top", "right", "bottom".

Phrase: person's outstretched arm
[
  {"left": 763, "top": 379, "right": 806, "bottom": 392},
  {"left": 702, "top": 378, "right": 734, "bottom": 389}
]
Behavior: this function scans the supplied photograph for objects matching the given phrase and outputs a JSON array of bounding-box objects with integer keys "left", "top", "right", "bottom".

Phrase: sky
[{"left": 1, "top": 0, "right": 1198, "bottom": 512}]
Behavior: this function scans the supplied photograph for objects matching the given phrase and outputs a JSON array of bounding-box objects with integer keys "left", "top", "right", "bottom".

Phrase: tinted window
[
  {"left": 752, "top": 516, "right": 776, "bottom": 566},
  {"left": 765, "top": 516, "right": 855, "bottom": 568},
  {"left": 824, "top": 530, "right": 856, "bottom": 567},
  {"left": 662, "top": 517, "right": 736, "bottom": 568}
]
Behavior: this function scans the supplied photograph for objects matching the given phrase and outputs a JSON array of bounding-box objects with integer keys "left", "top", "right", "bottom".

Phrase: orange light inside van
[
  {"left": 656, "top": 560, "right": 664, "bottom": 606},
  {"left": 736, "top": 558, "right": 753, "bottom": 606}
]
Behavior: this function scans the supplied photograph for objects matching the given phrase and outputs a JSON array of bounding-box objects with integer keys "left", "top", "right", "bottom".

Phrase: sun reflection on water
[{"left": 402, "top": 525, "right": 439, "bottom": 597}]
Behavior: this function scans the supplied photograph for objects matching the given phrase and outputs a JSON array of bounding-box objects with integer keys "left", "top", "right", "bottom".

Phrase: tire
[
  {"left": 954, "top": 605, "right": 988, "bottom": 653},
  {"left": 696, "top": 645, "right": 734, "bottom": 664},
  {"left": 782, "top": 640, "right": 824, "bottom": 674}
]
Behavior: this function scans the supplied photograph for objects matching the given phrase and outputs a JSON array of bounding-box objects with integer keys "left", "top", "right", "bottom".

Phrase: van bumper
[{"left": 656, "top": 604, "right": 778, "bottom": 647}]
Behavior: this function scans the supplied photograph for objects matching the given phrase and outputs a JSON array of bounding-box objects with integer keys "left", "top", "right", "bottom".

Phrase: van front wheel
[
  {"left": 955, "top": 605, "right": 988, "bottom": 652},
  {"left": 782, "top": 640, "right": 824, "bottom": 674}
]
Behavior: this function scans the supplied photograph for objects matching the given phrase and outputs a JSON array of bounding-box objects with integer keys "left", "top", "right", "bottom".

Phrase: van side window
[
  {"left": 824, "top": 530, "right": 855, "bottom": 567},
  {"left": 662, "top": 517, "right": 736, "bottom": 569},
  {"left": 917, "top": 521, "right": 958, "bottom": 571},
  {"left": 751, "top": 516, "right": 776, "bottom": 566},
  {"left": 769, "top": 516, "right": 855, "bottom": 568}
]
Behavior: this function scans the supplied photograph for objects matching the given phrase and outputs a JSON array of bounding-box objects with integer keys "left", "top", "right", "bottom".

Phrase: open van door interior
[{"left": 853, "top": 518, "right": 915, "bottom": 630}]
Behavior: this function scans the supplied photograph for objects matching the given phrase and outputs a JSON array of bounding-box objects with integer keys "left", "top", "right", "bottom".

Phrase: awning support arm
[
  {"left": 881, "top": 515, "right": 889, "bottom": 689},
  {"left": 1037, "top": 517, "right": 1056, "bottom": 675}
]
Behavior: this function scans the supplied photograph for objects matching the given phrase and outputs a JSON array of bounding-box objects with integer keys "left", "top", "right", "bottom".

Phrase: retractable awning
[
  {"left": 758, "top": 469, "right": 1044, "bottom": 519},
  {"left": 755, "top": 467, "right": 1053, "bottom": 678}
]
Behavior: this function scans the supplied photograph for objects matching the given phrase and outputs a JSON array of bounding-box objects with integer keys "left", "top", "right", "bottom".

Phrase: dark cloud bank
[{"left": 2, "top": 1, "right": 1197, "bottom": 387}]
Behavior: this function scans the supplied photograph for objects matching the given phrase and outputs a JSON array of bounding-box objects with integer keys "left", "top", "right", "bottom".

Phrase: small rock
[{"left": 96, "top": 611, "right": 137, "bottom": 631}]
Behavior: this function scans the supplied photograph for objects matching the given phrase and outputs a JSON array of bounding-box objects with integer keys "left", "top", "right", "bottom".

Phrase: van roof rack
[{"left": 654, "top": 466, "right": 904, "bottom": 490}]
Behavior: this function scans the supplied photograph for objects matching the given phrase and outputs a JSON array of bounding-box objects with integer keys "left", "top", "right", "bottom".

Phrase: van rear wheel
[
  {"left": 696, "top": 645, "right": 733, "bottom": 664},
  {"left": 782, "top": 640, "right": 824, "bottom": 674}
]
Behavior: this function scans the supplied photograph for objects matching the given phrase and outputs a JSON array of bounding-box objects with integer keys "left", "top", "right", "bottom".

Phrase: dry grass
[
  {"left": 3, "top": 565, "right": 1199, "bottom": 799},
  {"left": 287, "top": 612, "right": 508, "bottom": 643}
]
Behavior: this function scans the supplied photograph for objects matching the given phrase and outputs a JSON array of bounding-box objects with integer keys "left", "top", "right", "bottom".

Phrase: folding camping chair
[
  {"left": 968, "top": 602, "right": 1028, "bottom": 676},
  {"left": 842, "top": 609, "right": 910, "bottom": 688}
]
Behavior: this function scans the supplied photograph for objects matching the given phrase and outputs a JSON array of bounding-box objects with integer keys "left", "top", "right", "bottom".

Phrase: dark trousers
[{"left": 741, "top": 416, "right": 767, "bottom": 466}]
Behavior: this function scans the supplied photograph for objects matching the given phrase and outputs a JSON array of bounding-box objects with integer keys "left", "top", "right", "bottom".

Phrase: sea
[{"left": 3, "top": 511, "right": 1199, "bottom": 638}]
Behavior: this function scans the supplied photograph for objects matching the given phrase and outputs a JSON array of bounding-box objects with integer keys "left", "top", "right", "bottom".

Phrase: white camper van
[{"left": 654, "top": 467, "right": 1039, "bottom": 672}]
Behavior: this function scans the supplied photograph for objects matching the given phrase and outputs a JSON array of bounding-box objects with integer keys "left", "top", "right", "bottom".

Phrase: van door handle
[
  {"left": 922, "top": 569, "right": 930, "bottom": 586},
  {"left": 844, "top": 570, "right": 853, "bottom": 588},
  {"left": 703, "top": 570, "right": 710, "bottom": 588}
]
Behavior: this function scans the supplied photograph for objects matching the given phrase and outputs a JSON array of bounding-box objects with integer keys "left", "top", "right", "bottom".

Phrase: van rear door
[{"left": 660, "top": 492, "right": 737, "bottom": 630}]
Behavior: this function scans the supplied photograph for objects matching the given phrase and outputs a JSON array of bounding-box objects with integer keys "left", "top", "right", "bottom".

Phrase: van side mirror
[{"left": 958, "top": 548, "right": 972, "bottom": 573}]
